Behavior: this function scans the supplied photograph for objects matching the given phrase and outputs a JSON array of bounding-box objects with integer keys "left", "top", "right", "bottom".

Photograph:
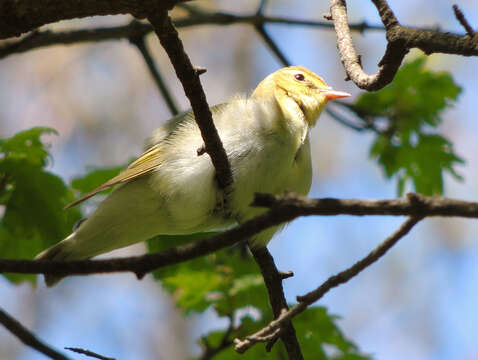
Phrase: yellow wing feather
[{"left": 64, "top": 145, "right": 163, "bottom": 209}]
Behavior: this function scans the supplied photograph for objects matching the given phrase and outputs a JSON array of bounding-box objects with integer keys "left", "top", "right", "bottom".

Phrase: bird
[{"left": 35, "top": 66, "right": 351, "bottom": 286}]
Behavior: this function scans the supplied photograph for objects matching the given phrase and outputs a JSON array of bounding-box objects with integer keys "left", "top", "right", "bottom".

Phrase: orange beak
[{"left": 320, "top": 88, "right": 352, "bottom": 100}]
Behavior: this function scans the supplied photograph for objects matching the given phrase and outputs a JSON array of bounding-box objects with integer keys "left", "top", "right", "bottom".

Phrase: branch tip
[
  {"left": 278, "top": 270, "right": 294, "bottom": 280},
  {"left": 194, "top": 66, "right": 207, "bottom": 75},
  {"left": 452, "top": 4, "right": 475, "bottom": 36}
]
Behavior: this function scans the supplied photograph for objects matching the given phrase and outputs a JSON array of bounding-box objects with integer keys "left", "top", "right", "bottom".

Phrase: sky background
[{"left": 1, "top": 0, "right": 478, "bottom": 359}]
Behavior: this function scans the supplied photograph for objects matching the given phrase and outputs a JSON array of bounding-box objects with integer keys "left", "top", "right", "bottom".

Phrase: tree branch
[
  {"left": 0, "top": 306, "right": 71, "bottom": 360},
  {"left": 330, "top": 0, "right": 478, "bottom": 91},
  {"left": 129, "top": 32, "right": 180, "bottom": 116},
  {"left": 250, "top": 246, "right": 303, "bottom": 359},
  {"left": 146, "top": 10, "right": 233, "bottom": 193},
  {"left": 1, "top": 193, "right": 478, "bottom": 278},
  {"left": 0, "top": 12, "right": 389, "bottom": 60},
  {"left": 330, "top": 0, "right": 408, "bottom": 90},
  {"left": 234, "top": 216, "right": 422, "bottom": 353},
  {"left": 65, "top": 347, "right": 115, "bottom": 360},
  {"left": 452, "top": 4, "right": 475, "bottom": 37},
  {"left": 199, "top": 315, "right": 234, "bottom": 360}
]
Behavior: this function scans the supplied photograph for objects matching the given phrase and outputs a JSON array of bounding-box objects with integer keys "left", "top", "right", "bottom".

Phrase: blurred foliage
[
  {"left": 0, "top": 127, "right": 81, "bottom": 283},
  {"left": 147, "top": 236, "right": 369, "bottom": 359},
  {"left": 353, "top": 57, "right": 463, "bottom": 195},
  {"left": 0, "top": 56, "right": 464, "bottom": 358}
]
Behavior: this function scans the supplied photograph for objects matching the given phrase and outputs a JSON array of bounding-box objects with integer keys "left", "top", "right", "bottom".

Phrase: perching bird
[{"left": 36, "top": 66, "right": 351, "bottom": 286}]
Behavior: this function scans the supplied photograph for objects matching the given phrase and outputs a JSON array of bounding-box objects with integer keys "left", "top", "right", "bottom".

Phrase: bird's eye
[{"left": 295, "top": 73, "right": 305, "bottom": 81}]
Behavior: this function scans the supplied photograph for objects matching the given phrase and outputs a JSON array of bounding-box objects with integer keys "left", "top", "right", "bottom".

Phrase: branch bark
[
  {"left": 330, "top": 0, "right": 478, "bottom": 90},
  {"left": 234, "top": 216, "right": 422, "bottom": 353},
  {"left": 147, "top": 10, "right": 233, "bottom": 192},
  {"left": 1, "top": 193, "right": 478, "bottom": 278},
  {"left": 0, "top": 307, "right": 71, "bottom": 360},
  {"left": 250, "top": 247, "right": 303, "bottom": 359}
]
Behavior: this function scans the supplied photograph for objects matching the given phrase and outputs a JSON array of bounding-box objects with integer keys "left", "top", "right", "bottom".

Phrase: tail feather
[{"left": 35, "top": 234, "right": 77, "bottom": 287}]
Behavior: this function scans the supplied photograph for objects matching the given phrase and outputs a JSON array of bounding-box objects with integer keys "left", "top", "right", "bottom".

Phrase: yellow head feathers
[{"left": 252, "top": 66, "right": 350, "bottom": 126}]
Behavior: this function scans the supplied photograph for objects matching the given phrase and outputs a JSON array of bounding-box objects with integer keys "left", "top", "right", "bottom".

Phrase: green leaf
[
  {"left": 370, "top": 133, "right": 463, "bottom": 195},
  {"left": 147, "top": 233, "right": 272, "bottom": 315},
  {"left": 355, "top": 56, "right": 463, "bottom": 195},
  {"left": 293, "top": 307, "right": 370, "bottom": 360},
  {"left": 0, "top": 127, "right": 58, "bottom": 167},
  {"left": 0, "top": 128, "right": 82, "bottom": 283}
]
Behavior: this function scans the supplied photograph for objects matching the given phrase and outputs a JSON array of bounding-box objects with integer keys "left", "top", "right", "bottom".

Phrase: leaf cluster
[
  {"left": 147, "top": 235, "right": 369, "bottom": 359},
  {"left": 0, "top": 128, "right": 81, "bottom": 283},
  {"left": 353, "top": 57, "right": 463, "bottom": 195}
]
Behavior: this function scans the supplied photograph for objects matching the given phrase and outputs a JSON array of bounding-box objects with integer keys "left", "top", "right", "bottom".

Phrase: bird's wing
[
  {"left": 65, "top": 104, "right": 228, "bottom": 209},
  {"left": 64, "top": 144, "right": 164, "bottom": 209}
]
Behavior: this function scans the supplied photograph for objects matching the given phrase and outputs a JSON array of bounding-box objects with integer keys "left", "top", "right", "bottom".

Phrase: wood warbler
[{"left": 36, "top": 66, "right": 351, "bottom": 286}]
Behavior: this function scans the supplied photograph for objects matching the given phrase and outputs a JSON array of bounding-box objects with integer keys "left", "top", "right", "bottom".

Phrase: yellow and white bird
[{"left": 36, "top": 66, "right": 351, "bottom": 286}]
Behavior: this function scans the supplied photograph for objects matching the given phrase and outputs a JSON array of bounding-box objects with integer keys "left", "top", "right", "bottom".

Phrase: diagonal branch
[
  {"left": 146, "top": 10, "right": 233, "bottom": 192},
  {"left": 0, "top": 306, "right": 71, "bottom": 360},
  {"left": 250, "top": 246, "right": 303, "bottom": 359},
  {"left": 452, "top": 4, "right": 475, "bottom": 37},
  {"left": 65, "top": 347, "right": 115, "bottom": 360},
  {"left": 129, "top": 33, "right": 180, "bottom": 116},
  {"left": 234, "top": 216, "right": 422, "bottom": 353}
]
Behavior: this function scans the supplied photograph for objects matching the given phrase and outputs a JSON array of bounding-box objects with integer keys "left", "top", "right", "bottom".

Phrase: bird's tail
[{"left": 35, "top": 233, "right": 78, "bottom": 287}]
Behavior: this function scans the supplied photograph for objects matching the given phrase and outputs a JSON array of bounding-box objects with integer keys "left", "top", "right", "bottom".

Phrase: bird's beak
[{"left": 320, "top": 88, "right": 352, "bottom": 100}]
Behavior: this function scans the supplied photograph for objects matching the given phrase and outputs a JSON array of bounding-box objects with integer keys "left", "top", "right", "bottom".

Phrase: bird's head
[{"left": 252, "top": 66, "right": 351, "bottom": 126}]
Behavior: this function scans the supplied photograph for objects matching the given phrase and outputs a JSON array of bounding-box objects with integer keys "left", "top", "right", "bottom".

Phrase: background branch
[
  {"left": 234, "top": 216, "right": 422, "bottom": 353},
  {"left": 129, "top": 33, "right": 180, "bottom": 116},
  {"left": 1, "top": 7, "right": 443, "bottom": 60},
  {"left": 0, "top": 307, "right": 71, "bottom": 360},
  {"left": 65, "top": 347, "right": 115, "bottom": 360}
]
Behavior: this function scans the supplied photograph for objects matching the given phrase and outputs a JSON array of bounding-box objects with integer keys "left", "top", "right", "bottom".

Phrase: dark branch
[
  {"left": 330, "top": 0, "right": 478, "bottom": 91},
  {"left": 0, "top": 13, "right": 390, "bottom": 60},
  {"left": 146, "top": 10, "right": 233, "bottom": 192},
  {"left": 129, "top": 32, "right": 180, "bottom": 116},
  {"left": 255, "top": 24, "right": 292, "bottom": 66},
  {"left": 199, "top": 316, "right": 234, "bottom": 360},
  {"left": 0, "top": 306, "right": 71, "bottom": 360},
  {"left": 250, "top": 246, "right": 303, "bottom": 359},
  {"left": 1, "top": 193, "right": 478, "bottom": 278},
  {"left": 234, "top": 216, "right": 422, "bottom": 353},
  {"left": 65, "top": 347, "right": 115, "bottom": 360},
  {"left": 452, "top": 4, "right": 475, "bottom": 37}
]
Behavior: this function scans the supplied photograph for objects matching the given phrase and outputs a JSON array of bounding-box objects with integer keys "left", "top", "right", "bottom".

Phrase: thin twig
[
  {"left": 199, "top": 315, "right": 234, "bottom": 360},
  {"left": 250, "top": 246, "right": 303, "bottom": 359},
  {"left": 65, "top": 347, "right": 115, "bottom": 360},
  {"left": 452, "top": 4, "right": 475, "bottom": 36},
  {"left": 325, "top": 107, "right": 368, "bottom": 132},
  {"left": 234, "top": 216, "right": 422, "bottom": 353},
  {"left": 257, "top": 0, "right": 268, "bottom": 15},
  {"left": 255, "top": 24, "right": 292, "bottom": 66},
  {"left": 129, "top": 33, "right": 180, "bottom": 116},
  {"left": 0, "top": 307, "right": 71, "bottom": 360}
]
